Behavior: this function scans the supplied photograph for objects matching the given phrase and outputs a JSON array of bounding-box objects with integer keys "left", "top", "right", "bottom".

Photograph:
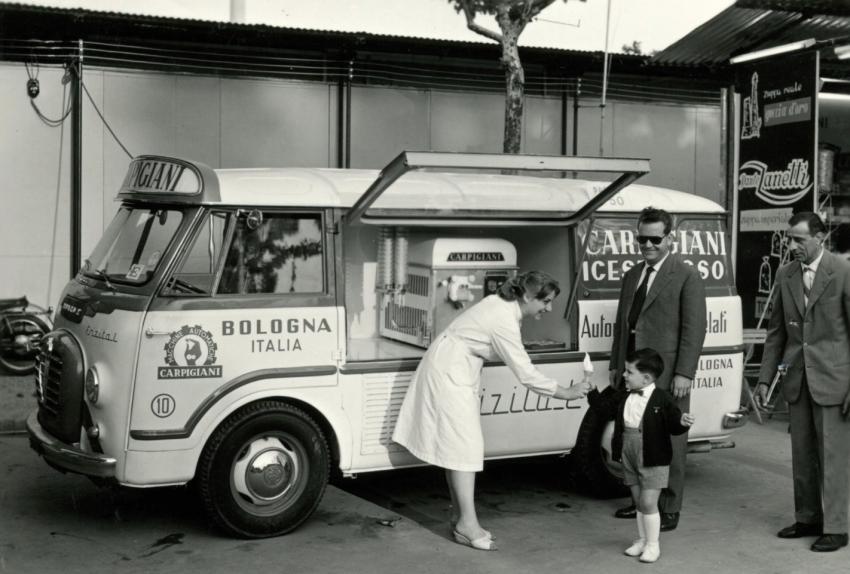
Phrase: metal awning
[
  {"left": 344, "top": 151, "right": 650, "bottom": 227},
  {"left": 653, "top": 0, "right": 850, "bottom": 72}
]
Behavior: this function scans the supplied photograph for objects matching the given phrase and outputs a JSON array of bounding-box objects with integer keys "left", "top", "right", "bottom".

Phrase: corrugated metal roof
[
  {"left": 653, "top": 1, "right": 850, "bottom": 67},
  {"left": 0, "top": 2, "right": 601, "bottom": 56}
]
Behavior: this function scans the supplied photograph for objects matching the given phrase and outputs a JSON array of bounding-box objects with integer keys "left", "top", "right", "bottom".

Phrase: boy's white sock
[
  {"left": 624, "top": 511, "right": 646, "bottom": 557},
  {"left": 640, "top": 512, "right": 661, "bottom": 562},
  {"left": 636, "top": 511, "right": 646, "bottom": 540},
  {"left": 644, "top": 511, "right": 660, "bottom": 544}
]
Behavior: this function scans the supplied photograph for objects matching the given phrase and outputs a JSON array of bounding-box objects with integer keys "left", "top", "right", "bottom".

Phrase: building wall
[{"left": 0, "top": 62, "right": 723, "bottom": 307}]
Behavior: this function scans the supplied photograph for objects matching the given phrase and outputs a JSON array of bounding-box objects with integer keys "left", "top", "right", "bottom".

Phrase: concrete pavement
[
  {"left": 0, "top": 374, "right": 33, "bottom": 433},
  {"left": 2, "top": 410, "right": 850, "bottom": 574}
]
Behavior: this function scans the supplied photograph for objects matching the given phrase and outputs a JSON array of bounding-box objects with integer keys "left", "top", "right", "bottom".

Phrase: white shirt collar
[
  {"left": 803, "top": 248, "right": 824, "bottom": 273},
  {"left": 644, "top": 252, "right": 670, "bottom": 274}
]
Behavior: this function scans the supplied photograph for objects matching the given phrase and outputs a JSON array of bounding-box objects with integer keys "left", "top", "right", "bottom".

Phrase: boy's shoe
[
  {"left": 624, "top": 539, "right": 646, "bottom": 557},
  {"left": 639, "top": 543, "right": 661, "bottom": 563}
]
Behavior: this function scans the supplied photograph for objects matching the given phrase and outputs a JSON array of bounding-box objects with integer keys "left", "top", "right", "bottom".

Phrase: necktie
[
  {"left": 628, "top": 266, "right": 655, "bottom": 330},
  {"left": 629, "top": 389, "right": 644, "bottom": 396},
  {"left": 802, "top": 266, "right": 813, "bottom": 299}
]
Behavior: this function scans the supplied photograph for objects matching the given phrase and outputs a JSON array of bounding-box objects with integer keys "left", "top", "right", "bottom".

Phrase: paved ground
[
  {"left": 0, "top": 374, "right": 34, "bottom": 433},
  {"left": 2, "top": 388, "right": 849, "bottom": 574}
]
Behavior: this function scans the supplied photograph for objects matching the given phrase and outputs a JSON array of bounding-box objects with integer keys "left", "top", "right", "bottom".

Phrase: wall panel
[
  {"left": 0, "top": 61, "right": 722, "bottom": 309},
  {"left": 221, "top": 78, "right": 331, "bottom": 168}
]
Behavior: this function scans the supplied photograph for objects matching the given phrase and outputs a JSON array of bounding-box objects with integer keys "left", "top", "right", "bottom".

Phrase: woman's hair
[{"left": 497, "top": 270, "right": 560, "bottom": 302}]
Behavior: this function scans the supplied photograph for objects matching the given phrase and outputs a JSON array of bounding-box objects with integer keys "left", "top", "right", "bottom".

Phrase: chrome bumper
[
  {"left": 26, "top": 410, "right": 116, "bottom": 478},
  {"left": 722, "top": 408, "right": 749, "bottom": 429}
]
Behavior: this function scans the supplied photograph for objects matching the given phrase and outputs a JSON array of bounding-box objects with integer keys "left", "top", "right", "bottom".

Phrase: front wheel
[
  {"left": 570, "top": 403, "right": 629, "bottom": 499},
  {"left": 0, "top": 314, "right": 49, "bottom": 375},
  {"left": 197, "top": 401, "right": 330, "bottom": 538}
]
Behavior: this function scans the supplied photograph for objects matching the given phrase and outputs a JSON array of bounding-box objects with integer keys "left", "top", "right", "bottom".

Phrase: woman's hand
[{"left": 555, "top": 380, "right": 593, "bottom": 401}]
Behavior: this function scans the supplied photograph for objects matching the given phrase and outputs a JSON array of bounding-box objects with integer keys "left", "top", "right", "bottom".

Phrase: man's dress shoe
[
  {"left": 660, "top": 512, "right": 679, "bottom": 532},
  {"left": 811, "top": 533, "right": 848, "bottom": 552},
  {"left": 777, "top": 522, "right": 823, "bottom": 538},
  {"left": 614, "top": 503, "right": 637, "bottom": 519}
]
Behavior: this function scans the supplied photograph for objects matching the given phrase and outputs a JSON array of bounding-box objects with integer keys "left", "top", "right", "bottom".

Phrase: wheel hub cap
[{"left": 233, "top": 437, "right": 300, "bottom": 505}]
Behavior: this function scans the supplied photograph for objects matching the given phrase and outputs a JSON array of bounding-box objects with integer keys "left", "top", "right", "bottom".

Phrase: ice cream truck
[{"left": 27, "top": 151, "right": 746, "bottom": 538}]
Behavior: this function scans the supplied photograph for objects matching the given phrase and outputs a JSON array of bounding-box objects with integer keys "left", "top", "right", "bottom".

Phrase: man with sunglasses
[
  {"left": 609, "top": 206, "right": 707, "bottom": 532},
  {"left": 756, "top": 211, "right": 850, "bottom": 553}
]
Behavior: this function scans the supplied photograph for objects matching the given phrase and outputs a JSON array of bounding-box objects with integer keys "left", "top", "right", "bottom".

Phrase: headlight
[{"left": 85, "top": 367, "right": 100, "bottom": 405}]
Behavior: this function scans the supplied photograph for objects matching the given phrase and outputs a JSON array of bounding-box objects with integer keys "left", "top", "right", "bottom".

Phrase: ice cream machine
[{"left": 378, "top": 236, "right": 518, "bottom": 348}]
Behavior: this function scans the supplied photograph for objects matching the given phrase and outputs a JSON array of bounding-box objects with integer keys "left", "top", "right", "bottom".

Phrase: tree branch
[
  {"left": 460, "top": 1, "right": 503, "bottom": 43},
  {"left": 528, "top": 0, "right": 558, "bottom": 14}
]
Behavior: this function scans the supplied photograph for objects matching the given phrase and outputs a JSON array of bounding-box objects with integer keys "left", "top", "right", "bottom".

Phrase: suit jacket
[
  {"left": 611, "top": 388, "right": 690, "bottom": 467},
  {"left": 609, "top": 253, "right": 707, "bottom": 390},
  {"left": 758, "top": 250, "right": 850, "bottom": 405}
]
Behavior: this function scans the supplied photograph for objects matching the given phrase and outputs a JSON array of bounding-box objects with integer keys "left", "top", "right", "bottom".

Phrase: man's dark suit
[
  {"left": 759, "top": 249, "right": 850, "bottom": 534},
  {"left": 609, "top": 253, "right": 707, "bottom": 513}
]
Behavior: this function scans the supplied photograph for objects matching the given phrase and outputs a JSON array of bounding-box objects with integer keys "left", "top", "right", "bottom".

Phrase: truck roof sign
[{"left": 121, "top": 157, "right": 202, "bottom": 195}]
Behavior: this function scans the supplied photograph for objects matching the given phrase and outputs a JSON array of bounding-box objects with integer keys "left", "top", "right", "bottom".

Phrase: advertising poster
[{"left": 735, "top": 50, "right": 819, "bottom": 329}]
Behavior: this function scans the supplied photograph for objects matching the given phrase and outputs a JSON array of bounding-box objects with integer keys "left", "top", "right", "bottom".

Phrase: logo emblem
[
  {"left": 158, "top": 325, "right": 222, "bottom": 379},
  {"left": 738, "top": 159, "right": 812, "bottom": 206}
]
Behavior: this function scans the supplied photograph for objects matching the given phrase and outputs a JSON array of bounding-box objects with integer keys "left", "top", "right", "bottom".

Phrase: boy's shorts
[{"left": 621, "top": 428, "right": 669, "bottom": 490}]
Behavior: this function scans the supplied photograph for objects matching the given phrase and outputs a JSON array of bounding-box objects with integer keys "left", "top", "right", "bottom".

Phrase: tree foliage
[{"left": 621, "top": 40, "right": 642, "bottom": 55}]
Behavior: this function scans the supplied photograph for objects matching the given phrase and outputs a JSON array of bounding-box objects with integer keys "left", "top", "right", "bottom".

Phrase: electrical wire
[
  {"left": 25, "top": 60, "right": 74, "bottom": 126},
  {"left": 78, "top": 74, "right": 133, "bottom": 159},
  {"left": 5, "top": 37, "right": 723, "bottom": 105}
]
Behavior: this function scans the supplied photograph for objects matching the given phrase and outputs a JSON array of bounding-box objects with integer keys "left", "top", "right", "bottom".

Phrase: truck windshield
[{"left": 82, "top": 206, "right": 184, "bottom": 286}]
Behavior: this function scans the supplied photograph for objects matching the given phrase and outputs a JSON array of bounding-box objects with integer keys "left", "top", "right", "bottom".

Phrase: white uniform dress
[{"left": 391, "top": 294, "right": 560, "bottom": 472}]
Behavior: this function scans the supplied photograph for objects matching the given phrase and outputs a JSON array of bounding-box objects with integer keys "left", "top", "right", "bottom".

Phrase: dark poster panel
[{"left": 736, "top": 50, "right": 819, "bottom": 329}]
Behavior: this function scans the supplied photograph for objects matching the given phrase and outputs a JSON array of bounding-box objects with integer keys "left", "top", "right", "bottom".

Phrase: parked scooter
[{"left": 0, "top": 296, "right": 52, "bottom": 376}]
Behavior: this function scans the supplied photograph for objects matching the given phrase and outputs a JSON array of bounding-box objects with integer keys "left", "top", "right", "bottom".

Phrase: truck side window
[
  {"left": 218, "top": 212, "right": 324, "bottom": 295},
  {"left": 163, "top": 211, "right": 229, "bottom": 296}
]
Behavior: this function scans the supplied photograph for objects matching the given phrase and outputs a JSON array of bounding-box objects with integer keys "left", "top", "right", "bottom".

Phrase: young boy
[{"left": 613, "top": 347, "right": 694, "bottom": 563}]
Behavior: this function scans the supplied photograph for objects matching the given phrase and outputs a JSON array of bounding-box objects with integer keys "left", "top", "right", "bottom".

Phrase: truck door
[{"left": 131, "top": 208, "right": 339, "bottom": 439}]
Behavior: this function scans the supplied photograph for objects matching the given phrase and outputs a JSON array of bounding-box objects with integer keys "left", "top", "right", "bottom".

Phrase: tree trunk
[{"left": 498, "top": 17, "right": 524, "bottom": 154}]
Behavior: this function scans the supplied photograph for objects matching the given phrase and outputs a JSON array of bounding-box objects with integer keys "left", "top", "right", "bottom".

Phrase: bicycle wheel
[{"left": 0, "top": 314, "right": 50, "bottom": 375}]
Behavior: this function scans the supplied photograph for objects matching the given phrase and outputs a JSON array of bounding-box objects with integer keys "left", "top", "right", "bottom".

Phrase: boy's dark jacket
[{"left": 588, "top": 386, "right": 690, "bottom": 467}]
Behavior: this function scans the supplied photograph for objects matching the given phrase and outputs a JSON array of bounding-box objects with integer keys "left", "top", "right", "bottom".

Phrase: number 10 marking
[{"left": 151, "top": 393, "right": 176, "bottom": 418}]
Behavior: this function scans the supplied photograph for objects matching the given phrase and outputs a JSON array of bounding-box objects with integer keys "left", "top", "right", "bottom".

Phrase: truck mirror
[{"left": 246, "top": 209, "right": 263, "bottom": 230}]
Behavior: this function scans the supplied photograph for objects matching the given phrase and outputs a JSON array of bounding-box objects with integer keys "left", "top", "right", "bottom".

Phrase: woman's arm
[{"left": 490, "top": 318, "right": 590, "bottom": 400}]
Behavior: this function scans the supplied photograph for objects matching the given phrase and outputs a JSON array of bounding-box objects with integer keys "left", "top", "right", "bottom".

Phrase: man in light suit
[
  {"left": 757, "top": 211, "right": 850, "bottom": 553},
  {"left": 609, "top": 207, "right": 707, "bottom": 531}
]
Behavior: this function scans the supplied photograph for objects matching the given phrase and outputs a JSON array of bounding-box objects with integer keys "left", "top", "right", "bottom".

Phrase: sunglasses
[{"left": 636, "top": 235, "right": 666, "bottom": 246}]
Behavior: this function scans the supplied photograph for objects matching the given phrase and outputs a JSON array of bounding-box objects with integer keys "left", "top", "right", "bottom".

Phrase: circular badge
[
  {"left": 163, "top": 324, "right": 218, "bottom": 367},
  {"left": 151, "top": 393, "right": 176, "bottom": 418}
]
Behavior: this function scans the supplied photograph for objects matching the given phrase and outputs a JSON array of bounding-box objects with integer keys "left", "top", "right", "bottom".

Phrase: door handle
[{"left": 145, "top": 328, "right": 171, "bottom": 338}]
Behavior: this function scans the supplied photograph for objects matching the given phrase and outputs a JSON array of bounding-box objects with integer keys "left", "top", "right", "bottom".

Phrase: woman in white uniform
[{"left": 392, "top": 271, "right": 591, "bottom": 550}]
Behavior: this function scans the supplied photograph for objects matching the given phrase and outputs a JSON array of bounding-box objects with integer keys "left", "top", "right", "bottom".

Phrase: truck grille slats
[{"left": 35, "top": 333, "right": 85, "bottom": 444}]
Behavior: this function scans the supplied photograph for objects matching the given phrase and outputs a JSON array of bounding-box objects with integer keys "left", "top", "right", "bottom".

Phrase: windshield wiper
[
  {"left": 83, "top": 260, "right": 116, "bottom": 292},
  {"left": 93, "top": 269, "right": 116, "bottom": 291}
]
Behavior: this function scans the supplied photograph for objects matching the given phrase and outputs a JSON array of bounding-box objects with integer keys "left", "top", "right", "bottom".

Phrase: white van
[{"left": 28, "top": 152, "right": 746, "bottom": 537}]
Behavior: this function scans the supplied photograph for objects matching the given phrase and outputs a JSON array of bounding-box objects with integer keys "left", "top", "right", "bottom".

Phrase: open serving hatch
[{"left": 345, "top": 151, "right": 651, "bottom": 227}]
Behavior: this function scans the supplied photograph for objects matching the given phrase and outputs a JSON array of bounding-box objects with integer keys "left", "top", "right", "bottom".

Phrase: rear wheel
[
  {"left": 197, "top": 401, "right": 330, "bottom": 538},
  {"left": 570, "top": 404, "right": 629, "bottom": 499},
  {"left": 0, "top": 314, "right": 49, "bottom": 375}
]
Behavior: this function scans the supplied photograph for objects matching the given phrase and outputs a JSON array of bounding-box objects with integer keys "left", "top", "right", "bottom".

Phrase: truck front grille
[
  {"left": 35, "top": 332, "right": 85, "bottom": 444},
  {"left": 36, "top": 350, "right": 64, "bottom": 417}
]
